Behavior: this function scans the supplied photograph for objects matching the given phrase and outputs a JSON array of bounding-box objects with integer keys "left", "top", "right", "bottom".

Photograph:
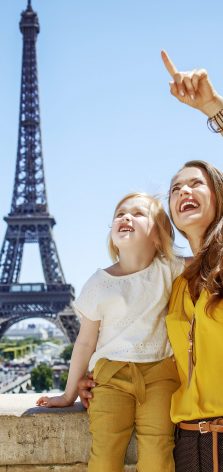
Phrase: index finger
[{"left": 161, "top": 50, "right": 178, "bottom": 77}]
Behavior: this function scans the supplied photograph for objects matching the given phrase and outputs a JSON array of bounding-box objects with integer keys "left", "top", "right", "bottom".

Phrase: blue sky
[{"left": 0, "top": 0, "right": 223, "bottom": 302}]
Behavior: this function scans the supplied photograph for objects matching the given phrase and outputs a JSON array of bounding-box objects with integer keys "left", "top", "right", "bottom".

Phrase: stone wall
[{"left": 0, "top": 394, "right": 136, "bottom": 471}]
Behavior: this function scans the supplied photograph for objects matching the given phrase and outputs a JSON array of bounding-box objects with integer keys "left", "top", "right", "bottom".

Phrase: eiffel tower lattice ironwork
[{"left": 0, "top": 1, "right": 79, "bottom": 341}]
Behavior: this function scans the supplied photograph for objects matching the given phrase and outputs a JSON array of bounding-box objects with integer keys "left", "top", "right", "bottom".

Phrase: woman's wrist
[{"left": 201, "top": 95, "right": 223, "bottom": 117}]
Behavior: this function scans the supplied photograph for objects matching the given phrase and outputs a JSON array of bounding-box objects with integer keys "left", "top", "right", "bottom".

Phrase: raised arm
[
  {"left": 36, "top": 316, "right": 100, "bottom": 407},
  {"left": 161, "top": 50, "right": 223, "bottom": 119}
]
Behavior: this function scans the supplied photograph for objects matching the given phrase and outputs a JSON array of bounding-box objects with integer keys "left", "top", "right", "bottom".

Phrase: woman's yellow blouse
[{"left": 166, "top": 275, "right": 223, "bottom": 424}]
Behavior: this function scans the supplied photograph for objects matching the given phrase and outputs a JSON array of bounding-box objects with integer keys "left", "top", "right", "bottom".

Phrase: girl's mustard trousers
[{"left": 87, "top": 356, "right": 180, "bottom": 472}]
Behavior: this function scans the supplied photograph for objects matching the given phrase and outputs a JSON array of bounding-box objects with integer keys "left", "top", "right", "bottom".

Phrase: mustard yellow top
[{"left": 166, "top": 275, "right": 223, "bottom": 424}]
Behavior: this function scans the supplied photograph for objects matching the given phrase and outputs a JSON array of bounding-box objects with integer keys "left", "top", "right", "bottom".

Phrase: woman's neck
[{"left": 186, "top": 230, "right": 203, "bottom": 255}]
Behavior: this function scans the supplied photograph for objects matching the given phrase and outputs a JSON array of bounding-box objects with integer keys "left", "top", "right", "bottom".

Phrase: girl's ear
[
  {"left": 113, "top": 243, "right": 119, "bottom": 257},
  {"left": 154, "top": 226, "right": 165, "bottom": 257},
  {"left": 153, "top": 227, "right": 161, "bottom": 251},
  {"left": 154, "top": 240, "right": 162, "bottom": 255}
]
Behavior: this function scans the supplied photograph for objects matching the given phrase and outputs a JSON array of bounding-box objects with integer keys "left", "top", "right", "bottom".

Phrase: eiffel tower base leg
[
  {"left": 57, "top": 306, "right": 80, "bottom": 343},
  {"left": 0, "top": 319, "right": 14, "bottom": 339}
]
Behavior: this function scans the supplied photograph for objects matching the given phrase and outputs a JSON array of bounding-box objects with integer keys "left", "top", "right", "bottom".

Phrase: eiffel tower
[{"left": 0, "top": 1, "right": 79, "bottom": 342}]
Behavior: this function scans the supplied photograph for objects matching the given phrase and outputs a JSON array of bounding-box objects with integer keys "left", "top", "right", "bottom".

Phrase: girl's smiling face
[
  {"left": 169, "top": 166, "right": 216, "bottom": 238},
  {"left": 111, "top": 196, "right": 158, "bottom": 252}
]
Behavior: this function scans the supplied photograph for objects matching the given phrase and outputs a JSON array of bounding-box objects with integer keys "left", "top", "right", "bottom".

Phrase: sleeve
[
  {"left": 74, "top": 271, "right": 102, "bottom": 321},
  {"left": 171, "top": 256, "right": 185, "bottom": 281}
]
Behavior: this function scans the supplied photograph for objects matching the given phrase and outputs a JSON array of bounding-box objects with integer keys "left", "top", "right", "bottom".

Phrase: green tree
[
  {"left": 31, "top": 363, "right": 53, "bottom": 392},
  {"left": 60, "top": 344, "right": 73, "bottom": 363},
  {"left": 59, "top": 371, "right": 68, "bottom": 391}
]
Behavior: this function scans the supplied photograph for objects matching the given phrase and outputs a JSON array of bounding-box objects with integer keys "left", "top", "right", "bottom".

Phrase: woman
[
  {"left": 167, "top": 158, "right": 223, "bottom": 472},
  {"left": 78, "top": 52, "right": 223, "bottom": 471},
  {"left": 161, "top": 50, "right": 223, "bottom": 472}
]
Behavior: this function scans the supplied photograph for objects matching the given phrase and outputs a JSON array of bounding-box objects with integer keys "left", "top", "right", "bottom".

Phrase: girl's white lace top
[{"left": 74, "top": 256, "right": 184, "bottom": 371}]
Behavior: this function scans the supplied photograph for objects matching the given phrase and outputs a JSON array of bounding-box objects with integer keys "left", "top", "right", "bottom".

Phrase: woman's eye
[
  {"left": 171, "top": 186, "right": 179, "bottom": 194},
  {"left": 193, "top": 180, "right": 202, "bottom": 187}
]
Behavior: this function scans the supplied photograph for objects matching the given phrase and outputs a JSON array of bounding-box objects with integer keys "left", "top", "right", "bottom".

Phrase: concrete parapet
[
  {"left": 0, "top": 394, "right": 136, "bottom": 471},
  {"left": 0, "top": 467, "right": 136, "bottom": 471}
]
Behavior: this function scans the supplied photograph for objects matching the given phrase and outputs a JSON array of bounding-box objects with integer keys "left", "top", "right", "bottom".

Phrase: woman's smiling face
[{"left": 169, "top": 166, "right": 216, "bottom": 237}]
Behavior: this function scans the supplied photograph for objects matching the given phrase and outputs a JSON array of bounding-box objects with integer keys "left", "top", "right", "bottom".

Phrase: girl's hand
[
  {"left": 36, "top": 393, "right": 74, "bottom": 408},
  {"left": 161, "top": 50, "right": 223, "bottom": 117},
  {"left": 78, "top": 373, "right": 96, "bottom": 409}
]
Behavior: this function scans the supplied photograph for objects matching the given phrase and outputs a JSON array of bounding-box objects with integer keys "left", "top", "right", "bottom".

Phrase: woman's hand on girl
[
  {"left": 77, "top": 373, "right": 96, "bottom": 409},
  {"left": 161, "top": 50, "right": 223, "bottom": 117}
]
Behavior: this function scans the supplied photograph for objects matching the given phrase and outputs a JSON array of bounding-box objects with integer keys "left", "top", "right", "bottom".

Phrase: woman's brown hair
[{"left": 170, "top": 160, "right": 223, "bottom": 314}]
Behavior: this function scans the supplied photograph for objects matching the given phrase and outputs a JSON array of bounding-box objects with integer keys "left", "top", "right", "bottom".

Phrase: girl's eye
[
  {"left": 115, "top": 212, "right": 124, "bottom": 218},
  {"left": 135, "top": 211, "right": 144, "bottom": 216}
]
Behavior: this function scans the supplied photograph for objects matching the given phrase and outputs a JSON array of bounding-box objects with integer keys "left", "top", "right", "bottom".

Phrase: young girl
[{"left": 37, "top": 191, "right": 185, "bottom": 472}]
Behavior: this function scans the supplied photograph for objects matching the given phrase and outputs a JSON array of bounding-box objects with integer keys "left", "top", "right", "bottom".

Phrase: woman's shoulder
[
  {"left": 168, "top": 274, "right": 188, "bottom": 313},
  {"left": 184, "top": 256, "right": 193, "bottom": 267}
]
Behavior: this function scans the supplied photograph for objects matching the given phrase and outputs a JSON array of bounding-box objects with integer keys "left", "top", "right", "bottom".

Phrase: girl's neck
[{"left": 107, "top": 248, "right": 157, "bottom": 276}]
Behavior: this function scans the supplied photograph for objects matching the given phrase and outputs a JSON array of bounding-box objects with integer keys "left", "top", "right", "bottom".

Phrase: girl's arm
[
  {"left": 36, "top": 316, "right": 100, "bottom": 407},
  {"left": 161, "top": 50, "right": 223, "bottom": 119}
]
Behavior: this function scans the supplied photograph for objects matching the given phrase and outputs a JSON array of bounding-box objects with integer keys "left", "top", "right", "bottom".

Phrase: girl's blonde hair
[{"left": 108, "top": 192, "right": 175, "bottom": 262}]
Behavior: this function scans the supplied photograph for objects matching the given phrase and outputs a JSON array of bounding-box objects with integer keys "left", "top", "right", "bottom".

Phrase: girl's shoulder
[
  {"left": 80, "top": 269, "right": 106, "bottom": 292},
  {"left": 156, "top": 255, "right": 185, "bottom": 280},
  {"left": 74, "top": 269, "right": 109, "bottom": 322},
  {"left": 78, "top": 267, "right": 120, "bottom": 297},
  {"left": 102, "top": 263, "right": 119, "bottom": 276}
]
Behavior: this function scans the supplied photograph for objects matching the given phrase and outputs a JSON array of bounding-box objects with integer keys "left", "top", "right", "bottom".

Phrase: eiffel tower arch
[{"left": 0, "top": 1, "right": 79, "bottom": 342}]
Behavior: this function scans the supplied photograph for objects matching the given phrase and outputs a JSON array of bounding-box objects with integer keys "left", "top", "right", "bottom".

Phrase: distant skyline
[
  {"left": 9, "top": 319, "right": 53, "bottom": 330},
  {"left": 0, "top": 0, "right": 222, "bottom": 314}
]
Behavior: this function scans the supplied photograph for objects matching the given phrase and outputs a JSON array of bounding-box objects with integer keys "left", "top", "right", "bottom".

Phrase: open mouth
[
  {"left": 119, "top": 225, "right": 134, "bottom": 232},
  {"left": 179, "top": 199, "right": 199, "bottom": 213}
]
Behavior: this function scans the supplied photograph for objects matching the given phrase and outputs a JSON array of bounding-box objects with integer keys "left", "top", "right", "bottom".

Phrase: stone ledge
[
  {"left": 0, "top": 394, "right": 136, "bottom": 469},
  {"left": 0, "top": 467, "right": 136, "bottom": 472}
]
